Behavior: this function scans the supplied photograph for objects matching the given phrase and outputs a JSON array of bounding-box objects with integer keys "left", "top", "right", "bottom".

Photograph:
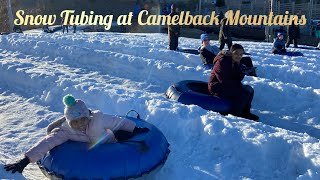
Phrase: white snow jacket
[{"left": 25, "top": 110, "right": 136, "bottom": 163}]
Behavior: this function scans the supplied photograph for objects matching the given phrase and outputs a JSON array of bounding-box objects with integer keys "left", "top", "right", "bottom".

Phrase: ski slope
[{"left": 0, "top": 31, "right": 319, "bottom": 179}]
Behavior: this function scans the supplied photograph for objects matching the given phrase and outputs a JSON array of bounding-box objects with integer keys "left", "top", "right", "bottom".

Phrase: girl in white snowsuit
[{"left": 4, "top": 95, "right": 148, "bottom": 174}]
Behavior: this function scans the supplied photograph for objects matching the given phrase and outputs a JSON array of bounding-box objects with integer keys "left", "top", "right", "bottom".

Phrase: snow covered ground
[{"left": 0, "top": 30, "right": 319, "bottom": 179}]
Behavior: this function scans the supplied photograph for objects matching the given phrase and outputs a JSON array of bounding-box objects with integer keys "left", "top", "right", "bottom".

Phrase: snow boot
[{"left": 241, "top": 112, "right": 259, "bottom": 121}]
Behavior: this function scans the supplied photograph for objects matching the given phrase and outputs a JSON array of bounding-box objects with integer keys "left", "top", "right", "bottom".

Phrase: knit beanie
[
  {"left": 277, "top": 32, "right": 283, "bottom": 37},
  {"left": 200, "top": 34, "right": 209, "bottom": 42},
  {"left": 171, "top": 4, "right": 176, "bottom": 10},
  {"left": 63, "top": 95, "right": 90, "bottom": 124}
]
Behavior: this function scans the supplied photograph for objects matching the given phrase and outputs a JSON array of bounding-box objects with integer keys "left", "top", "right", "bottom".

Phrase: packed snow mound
[{"left": 0, "top": 31, "right": 319, "bottom": 179}]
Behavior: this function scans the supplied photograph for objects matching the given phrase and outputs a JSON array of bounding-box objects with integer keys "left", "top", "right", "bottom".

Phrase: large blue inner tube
[
  {"left": 278, "top": 51, "right": 304, "bottom": 56},
  {"left": 165, "top": 80, "right": 231, "bottom": 113},
  {"left": 37, "top": 117, "right": 170, "bottom": 179}
]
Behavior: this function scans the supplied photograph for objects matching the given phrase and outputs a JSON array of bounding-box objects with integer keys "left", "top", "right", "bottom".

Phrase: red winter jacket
[{"left": 208, "top": 53, "right": 245, "bottom": 98}]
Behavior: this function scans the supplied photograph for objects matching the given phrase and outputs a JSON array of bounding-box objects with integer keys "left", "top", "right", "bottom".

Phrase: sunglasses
[{"left": 203, "top": 39, "right": 210, "bottom": 41}]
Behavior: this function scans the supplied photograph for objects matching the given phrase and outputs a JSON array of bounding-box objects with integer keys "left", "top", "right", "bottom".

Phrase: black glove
[
  {"left": 114, "top": 130, "right": 135, "bottom": 142},
  {"left": 244, "top": 67, "right": 257, "bottom": 76},
  {"left": 133, "top": 127, "right": 149, "bottom": 135},
  {"left": 4, "top": 157, "right": 30, "bottom": 173},
  {"left": 240, "top": 64, "right": 257, "bottom": 76}
]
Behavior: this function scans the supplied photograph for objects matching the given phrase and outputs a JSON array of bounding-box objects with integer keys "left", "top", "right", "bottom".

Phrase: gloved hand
[
  {"left": 240, "top": 64, "right": 257, "bottom": 76},
  {"left": 133, "top": 127, "right": 149, "bottom": 135},
  {"left": 114, "top": 130, "right": 134, "bottom": 142},
  {"left": 4, "top": 157, "right": 30, "bottom": 173},
  {"left": 244, "top": 67, "right": 257, "bottom": 75}
]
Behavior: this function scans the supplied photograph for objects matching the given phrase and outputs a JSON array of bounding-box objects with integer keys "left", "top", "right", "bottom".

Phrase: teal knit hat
[{"left": 63, "top": 95, "right": 90, "bottom": 123}]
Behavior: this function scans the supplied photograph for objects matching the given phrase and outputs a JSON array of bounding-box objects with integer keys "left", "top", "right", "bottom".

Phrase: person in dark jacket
[
  {"left": 43, "top": 25, "right": 53, "bottom": 33},
  {"left": 198, "top": 34, "right": 220, "bottom": 65},
  {"left": 61, "top": 17, "right": 69, "bottom": 33},
  {"left": 218, "top": 11, "right": 224, "bottom": 24},
  {"left": 168, "top": 4, "right": 181, "bottom": 50},
  {"left": 286, "top": 20, "right": 300, "bottom": 48},
  {"left": 272, "top": 32, "right": 286, "bottom": 54},
  {"left": 13, "top": 25, "right": 23, "bottom": 33},
  {"left": 208, "top": 44, "right": 259, "bottom": 121},
  {"left": 316, "top": 22, "right": 320, "bottom": 39},
  {"left": 219, "top": 17, "right": 232, "bottom": 50}
]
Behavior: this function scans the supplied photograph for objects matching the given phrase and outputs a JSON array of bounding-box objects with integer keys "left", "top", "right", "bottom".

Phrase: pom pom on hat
[
  {"left": 63, "top": 94, "right": 76, "bottom": 107},
  {"left": 200, "top": 34, "right": 209, "bottom": 42},
  {"left": 277, "top": 32, "right": 283, "bottom": 37},
  {"left": 63, "top": 95, "right": 90, "bottom": 123}
]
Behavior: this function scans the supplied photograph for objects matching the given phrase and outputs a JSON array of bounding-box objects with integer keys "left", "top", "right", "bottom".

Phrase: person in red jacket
[{"left": 208, "top": 44, "right": 259, "bottom": 121}]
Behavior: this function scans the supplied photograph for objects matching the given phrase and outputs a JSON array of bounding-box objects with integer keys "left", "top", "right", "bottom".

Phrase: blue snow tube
[
  {"left": 37, "top": 117, "right": 170, "bottom": 179},
  {"left": 165, "top": 80, "right": 231, "bottom": 113},
  {"left": 278, "top": 51, "right": 304, "bottom": 56},
  {"left": 0, "top": 32, "right": 10, "bottom": 35}
]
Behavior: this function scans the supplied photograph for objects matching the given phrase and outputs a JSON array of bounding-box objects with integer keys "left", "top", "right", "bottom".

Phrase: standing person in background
[
  {"left": 61, "top": 17, "right": 68, "bottom": 33},
  {"left": 316, "top": 22, "right": 320, "bottom": 39},
  {"left": 315, "top": 22, "right": 320, "bottom": 49},
  {"left": 286, "top": 19, "right": 300, "bottom": 48},
  {"left": 218, "top": 11, "right": 224, "bottom": 24},
  {"left": 73, "top": 25, "right": 76, "bottom": 33},
  {"left": 265, "top": 25, "right": 274, "bottom": 42},
  {"left": 168, "top": 4, "right": 180, "bottom": 50},
  {"left": 219, "top": 17, "right": 232, "bottom": 50},
  {"left": 133, "top": 1, "right": 142, "bottom": 19},
  {"left": 316, "top": 22, "right": 320, "bottom": 50},
  {"left": 264, "top": 25, "right": 270, "bottom": 42}
]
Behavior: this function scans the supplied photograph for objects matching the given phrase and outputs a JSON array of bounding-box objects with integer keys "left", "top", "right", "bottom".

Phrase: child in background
[
  {"left": 272, "top": 33, "right": 286, "bottom": 54},
  {"left": 198, "top": 34, "right": 220, "bottom": 65}
]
